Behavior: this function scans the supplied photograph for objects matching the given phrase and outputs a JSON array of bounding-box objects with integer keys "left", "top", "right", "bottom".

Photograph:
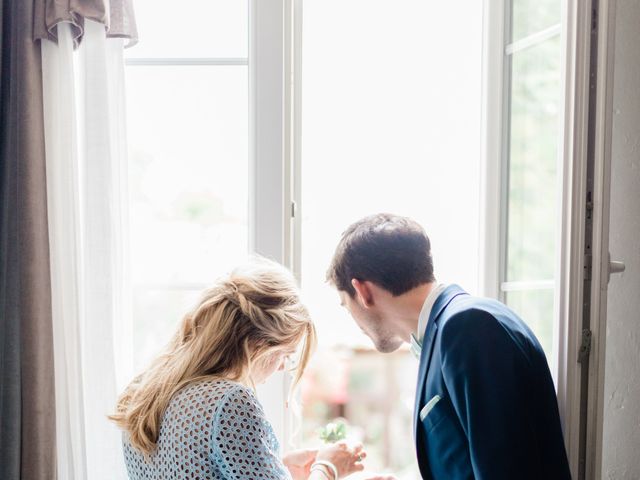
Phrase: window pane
[
  {"left": 506, "top": 35, "right": 561, "bottom": 282},
  {"left": 505, "top": 289, "right": 554, "bottom": 357},
  {"left": 300, "top": 1, "right": 483, "bottom": 477},
  {"left": 126, "top": 0, "right": 248, "bottom": 58},
  {"left": 133, "top": 289, "right": 202, "bottom": 368},
  {"left": 301, "top": 0, "right": 483, "bottom": 348},
  {"left": 510, "top": 0, "right": 561, "bottom": 42},
  {"left": 126, "top": 66, "right": 248, "bottom": 285}
]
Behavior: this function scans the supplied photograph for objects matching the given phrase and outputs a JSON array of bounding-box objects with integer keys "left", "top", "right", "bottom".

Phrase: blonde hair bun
[{"left": 110, "top": 257, "right": 316, "bottom": 455}]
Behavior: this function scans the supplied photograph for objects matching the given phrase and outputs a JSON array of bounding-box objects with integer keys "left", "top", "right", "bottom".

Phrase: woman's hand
[
  {"left": 315, "top": 442, "right": 367, "bottom": 478},
  {"left": 283, "top": 449, "right": 318, "bottom": 480}
]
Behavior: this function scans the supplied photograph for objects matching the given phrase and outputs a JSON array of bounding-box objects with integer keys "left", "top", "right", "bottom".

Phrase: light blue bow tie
[{"left": 410, "top": 333, "right": 422, "bottom": 359}]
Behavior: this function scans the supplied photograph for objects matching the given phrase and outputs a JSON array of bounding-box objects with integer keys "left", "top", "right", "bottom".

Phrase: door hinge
[
  {"left": 291, "top": 201, "right": 297, "bottom": 218},
  {"left": 578, "top": 329, "right": 592, "bottom": 363}
]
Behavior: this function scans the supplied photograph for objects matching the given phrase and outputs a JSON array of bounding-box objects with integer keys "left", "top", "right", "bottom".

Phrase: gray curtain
[
  {"left": 0, "top": 0, "right": 56, "bottom": 478},
  {"left": 1, "top": 0, "right": 137, "bottom": 477},
  {"left": 34, "top": 0, "right": 138, "bottom": 47}
]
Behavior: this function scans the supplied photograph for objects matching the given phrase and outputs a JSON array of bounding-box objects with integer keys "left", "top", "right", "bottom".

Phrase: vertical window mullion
[
  {"left": 249, "top": 0, "right": 287, "bottom": 263},
  {"left": 249, "top": 0, "right": 292, "bottom": 449},
  {"left": 480, "top": 0, "right": 507, "bottom": 299}
]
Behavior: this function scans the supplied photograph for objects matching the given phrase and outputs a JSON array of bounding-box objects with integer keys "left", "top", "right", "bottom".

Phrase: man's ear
[{"left": 352, "top": 279, "right": 374, "bottom": 308}]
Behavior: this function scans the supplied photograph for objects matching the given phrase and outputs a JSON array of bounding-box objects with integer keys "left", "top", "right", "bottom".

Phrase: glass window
[
  {"left": 502, "top": 4, "right": 562, "bottom": 360},
  {"left": 506, "top": 36, "right": 561, "bottom": 283},
  {"left": 504, "top": 288, "right": 555, "bottom": 355},
  {"left": 132, "top": 289, "right": 202, "bottom": 367},
  {"left": 299, "top": 1, "right": 483, "bottom": 477},
  {"left": 125, "top": 4, "right": 249, "bottom": 370},
  {"left": 510, "top": 0, "right": 561, "bottom": 42},
  {"left": 128, "top": 0, "right": 248, "bottom": 59}
]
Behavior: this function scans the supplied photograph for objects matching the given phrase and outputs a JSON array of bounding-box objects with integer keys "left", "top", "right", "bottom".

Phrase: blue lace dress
[{"left": 123, "top": 379, "right": 292, "bottom": 479}]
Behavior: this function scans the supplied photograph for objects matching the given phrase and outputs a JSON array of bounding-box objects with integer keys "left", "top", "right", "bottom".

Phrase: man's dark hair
[{"left": 327, "top": 213, "right": 435, "bottom": 297}]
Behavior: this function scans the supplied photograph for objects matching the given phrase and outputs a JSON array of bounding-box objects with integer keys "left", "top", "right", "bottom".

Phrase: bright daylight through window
[
  {"left": 125, "top": 0, "right": 249, "bottom": 370},
  {"left": 299, "top": 1, "right": 481, "bottom": 476}
]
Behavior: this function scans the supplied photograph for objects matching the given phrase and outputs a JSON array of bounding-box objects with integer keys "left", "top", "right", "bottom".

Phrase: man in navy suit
[{"left": 327, "top": 213, "right": 571, "bottom": 479}]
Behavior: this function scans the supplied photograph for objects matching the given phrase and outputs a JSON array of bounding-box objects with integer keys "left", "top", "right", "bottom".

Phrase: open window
[{"left": 122, "top": 1, "right": 601, "bottom": 478}]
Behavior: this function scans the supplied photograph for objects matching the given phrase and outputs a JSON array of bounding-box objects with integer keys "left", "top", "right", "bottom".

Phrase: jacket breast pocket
[
  {"left": 420, "top": 394, "right": 449, "bottom": 432},
  {"left": 419, "top": 395, "right": 474, "bottom": 479}
]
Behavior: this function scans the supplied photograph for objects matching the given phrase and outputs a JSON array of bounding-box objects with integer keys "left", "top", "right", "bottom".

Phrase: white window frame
[
  {"left": 583, "top": 0, "right": 616, "bottom": 478},
  {"left": 249, "top": 0, "right": 301, "bottom": 449},
  {"left": 482, "top": 1, "right": 613, "bottom": 479},
  {"left": 554, "top": 3, "right": 617, "bottom": 478},
  {"left": 125, "top": 0, "right": 605, "bottom": 470}
]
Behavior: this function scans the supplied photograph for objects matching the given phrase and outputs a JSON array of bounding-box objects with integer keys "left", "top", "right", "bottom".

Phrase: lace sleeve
[{"left": 211, "top": 384, "right": 292, "bottom": 480}]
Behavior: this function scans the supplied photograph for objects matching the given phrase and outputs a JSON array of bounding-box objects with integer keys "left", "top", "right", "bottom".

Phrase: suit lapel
[
  {"left": 413, "top": 317, "right": 438, "bottom": 439},
  {"left": 413, "top": 285, "right": 467, "bottom": 439}
]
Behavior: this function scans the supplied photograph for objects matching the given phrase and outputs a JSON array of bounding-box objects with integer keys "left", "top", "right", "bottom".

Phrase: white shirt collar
[
  {"left": 410, "top": 283, "right": 447, "bottom": 359},
  {"left": 417, "top": 283, "right": 447, "bottom": 342}
]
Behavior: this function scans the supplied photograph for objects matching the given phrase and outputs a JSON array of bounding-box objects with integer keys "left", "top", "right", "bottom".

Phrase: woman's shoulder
[
  {"left": 165, "top": 378, "right": 252, "bottom": 414},
  {"left": 213, "top": 381, "right": 265, "bottom": 418},
  {"left": 176, "top": 377, "right": 243, "bottom": 396}
]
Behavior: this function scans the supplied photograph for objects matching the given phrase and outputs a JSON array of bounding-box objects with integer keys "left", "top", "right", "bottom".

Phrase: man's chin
[{"left": 374, "top": 338, "right": 403, "bottom": 353}]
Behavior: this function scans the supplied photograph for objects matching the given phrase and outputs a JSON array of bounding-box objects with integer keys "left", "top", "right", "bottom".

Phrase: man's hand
[{"left": 282, "top": 449, "right": 319, "bottom": 480}]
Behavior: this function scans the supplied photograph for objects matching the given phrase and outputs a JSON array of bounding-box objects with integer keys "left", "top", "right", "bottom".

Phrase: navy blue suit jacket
[{"left": 413, "top": 285, "right": 572, "bottom": 479}]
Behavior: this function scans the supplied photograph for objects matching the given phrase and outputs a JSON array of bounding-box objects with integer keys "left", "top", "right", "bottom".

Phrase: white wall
[{"left": 601, "top": 1, "right": 640, "bottom": 478}]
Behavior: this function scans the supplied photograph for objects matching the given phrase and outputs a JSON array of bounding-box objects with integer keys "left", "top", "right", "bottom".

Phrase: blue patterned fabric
[{"left": 123, "top": 379, "right": 292, "bottom": 479}]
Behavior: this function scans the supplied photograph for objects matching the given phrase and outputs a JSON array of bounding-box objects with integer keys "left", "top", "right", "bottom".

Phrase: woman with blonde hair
[{"left": 111, "top": 259, "right": 367, "bottom": 480}]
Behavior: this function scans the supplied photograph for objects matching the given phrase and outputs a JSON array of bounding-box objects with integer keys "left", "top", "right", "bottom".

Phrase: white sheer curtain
[{"left": 41, "top": 20, "right": 133, "bottom": 480}]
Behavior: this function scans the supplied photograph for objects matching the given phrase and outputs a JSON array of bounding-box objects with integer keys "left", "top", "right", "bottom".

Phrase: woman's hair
[{"left": 109, "top": 259, "right": 316, "bottom": 455}]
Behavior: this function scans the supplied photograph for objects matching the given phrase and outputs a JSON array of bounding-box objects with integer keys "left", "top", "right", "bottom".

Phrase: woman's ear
[{"left": 351, "top": 279, "right": 374, "bottom": 308}]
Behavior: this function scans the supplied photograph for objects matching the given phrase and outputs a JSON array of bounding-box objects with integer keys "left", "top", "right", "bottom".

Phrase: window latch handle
[{"left": 608, "top": 252, "right": 626, "bottom": 283}]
